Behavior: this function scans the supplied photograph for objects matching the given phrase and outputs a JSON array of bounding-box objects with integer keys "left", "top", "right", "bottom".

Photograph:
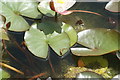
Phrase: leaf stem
[
  {"left": 55, "top": 12, "right": 58, "bottom": 22},
  {"left": 28, "top": 72, "right": 47, "bottom": 80},
  {"left": 0, "top": 62, "right": 24, "bottom": 75}
]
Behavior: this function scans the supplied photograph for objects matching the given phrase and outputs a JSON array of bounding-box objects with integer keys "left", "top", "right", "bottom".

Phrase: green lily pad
[
  {"left": 0, "top": 69, "right": 10, "bottom": 79},
  {"left": 0, "top": 28, "right": 9, "bottom": 40},
  {"left": 47, "top": 31, "right": 70, "bottom": 56},
  {"left": 0, "top": 0, "right": 41, "bottom": 31},
  {"left": 71, "top": 28, "right": 120, "bottom": 56},
  {"left": 24, "top": 25, "right": 48, "bottom": 58},
  {"left": 38, "top": 0, "right": 55, "bottom": 17},
  {"left": 0, "top": 15, "right": 9, "bottom": 40},
  {"left": 116, "top": 51, "right": 120, "bottom": 60},
  {"left": 76, "top": 71, "right": 104, "bottom": 79},
  {"left": 1, "top": 0, "right": 41, "bottom": 18},
  {"left": 0, "top": 14, "right": 5, "bottom": 28},
  {"left": 61, "top": 23, "right": 77, "bottom": 46},
  {"left": 105, "top": 1, "right": 120, "bottom": 12},
  {"left": 24, "top": 24, "right": 70, "bottom": 58}
]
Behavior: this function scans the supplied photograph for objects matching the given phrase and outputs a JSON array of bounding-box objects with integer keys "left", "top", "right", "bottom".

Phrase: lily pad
[
  {"left": 38, "top": 0, "right": 55, "bottom": 17},
  {"left": 105, "top": 1, "right": 120, "bottom": 12},
  {"left": 0, "top": 0, "right": 41, "bottom": 31},
  {"left": 76, "top": 71, "right": 104, "bottom": 79},
  {"left": 71, "top": 28, "right": 120, "bottom": 56},
  {"left": 24, "top": 24, "right": 70, "bottom": 58},
  {"left": 0, "top": 14, "right": 6, "bottom": 28},
  {"left": 0, "top": 68, "right": 10, "bottom": 79},
  {"left": 0, "top": 15, "right": 9, "bottom": 40},
  {"left": 0, "top": 28, "right": 9, "bottom": 40},
  {"left": 24, "top": 25, "right": 48, "bottom": 58},
  {"left": 61, "top": 23, "right": 77, "bottom": 46},
  {"left": 111, "top": 74, "right": 120, "bottom": 80},
  {"left": 47, "top": 31, "right": 70, "bottom": 56},
  {"left": 1, "top": 0, "right": 41, "bottom": 18},
  {"left": 116, "top": 51, "right": 120, "bottom": 60}
]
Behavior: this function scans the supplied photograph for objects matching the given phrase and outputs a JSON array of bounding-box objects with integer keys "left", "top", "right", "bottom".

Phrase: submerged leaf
[
  {"left": 59, "top": 3, "right": 117, "bottom": 30},
  {"left": 79, "top": 56, "right": 108, "bottom": 69},
  {"left": 71, "top": 28, "right": 120, "bottom": 56},
  {"left": 37, "top": 20, "right": 61, "bottom": 35}
]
